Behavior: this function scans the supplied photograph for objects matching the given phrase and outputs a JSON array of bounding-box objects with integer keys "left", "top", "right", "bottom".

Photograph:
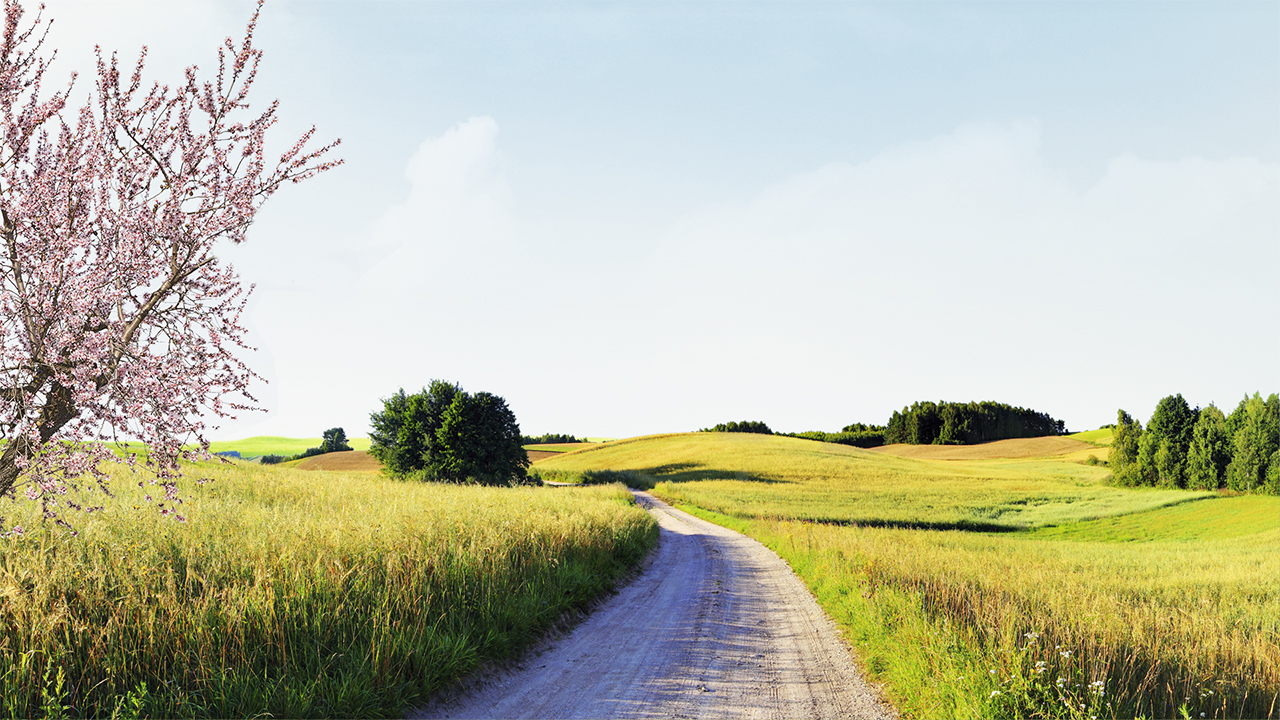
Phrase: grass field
[
  {"left": 536, "top": 432, "right": 1279, "bottom": 719},
  {"left": 536, "top": 433, "right": 1200, "bottom": 530},
  {"left": 206, "top": 436, "right": 373, "bottom": 457},
  {"left": 0, "top": 460, "right": 655, "bottom": 718}
]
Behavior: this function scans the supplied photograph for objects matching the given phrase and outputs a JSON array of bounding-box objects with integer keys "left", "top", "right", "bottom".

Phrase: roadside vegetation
[
  {"left": 0, "top": 461, "right": 656, "bottom": 717},
  {"left": 535, "top": 431, "right": 1279, "bottom": 719}
]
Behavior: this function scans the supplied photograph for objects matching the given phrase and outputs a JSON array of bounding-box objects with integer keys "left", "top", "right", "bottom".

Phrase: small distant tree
[
  {"left": 320, "top": 427, "right": 352, "bottom": 453},
  {"left": 700, "top": 421, "right": 773, "bottom": 434}
]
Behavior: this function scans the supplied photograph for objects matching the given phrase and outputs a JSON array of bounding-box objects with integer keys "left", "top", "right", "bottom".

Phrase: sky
[{"left": 42, "top": 0, "right": 1280, "bottom": 440}]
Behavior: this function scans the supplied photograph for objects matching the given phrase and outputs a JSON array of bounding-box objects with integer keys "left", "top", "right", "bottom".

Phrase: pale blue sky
[{"left": 47, "top": 1, "right": 1279, "bottom": 439}]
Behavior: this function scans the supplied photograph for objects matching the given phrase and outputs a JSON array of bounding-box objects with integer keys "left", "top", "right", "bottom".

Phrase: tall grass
[
  {"left": 678, "top": 504, "right": 1278, "bottom": 719},
  {"left": 536, "top": 432, "right": 1277, "bottom": 718},
  {"left": 0, "top": 461, "right": 656, "bottom": 718}
]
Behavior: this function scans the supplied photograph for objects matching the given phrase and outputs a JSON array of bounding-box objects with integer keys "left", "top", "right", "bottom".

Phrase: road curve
[{"left": 414, "top": 491, "right": 896, "bottom": 720}]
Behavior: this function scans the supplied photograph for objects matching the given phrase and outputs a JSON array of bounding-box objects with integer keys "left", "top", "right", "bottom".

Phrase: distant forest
[
  {"left": 1111, "top": 392, "right": 1278, "bottom": 495},
  {"left": 701, "top": 401, "right": 1067, "bottom": 449},
  {"left": 884, "top": 401, "right": 1065, "bottom": 445}
]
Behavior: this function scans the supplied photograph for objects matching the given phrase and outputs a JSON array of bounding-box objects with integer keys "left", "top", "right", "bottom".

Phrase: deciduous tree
[{"left": 0, "top": 1, "right": 339, "bottom": 533}]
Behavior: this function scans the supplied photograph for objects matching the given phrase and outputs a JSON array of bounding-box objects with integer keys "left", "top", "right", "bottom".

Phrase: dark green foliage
[
  {"left": 1112, "top": 392, "right": 1279, "bottom": 495},
  {"left": 1140, "top": 394, "right": 1197, "bottom": 487},
  {"left": 700, "top": 420, "right": 773, "bottom": 434},
  {"left": 785, "top": 430, "right": 885, "bottom": 448},
  {"left": 259, "top": 454, "right": 286, "bottom": 465},
  {"left": 434, "top": 392, "right": 531, "bottom": 485},
  {"left": 885, "top": 401, "right": 1065, "bottom": 445},
  {"left": 368, "top": 381, "right": 461, "bottom": 479},
  {"left": 522, "top": 433, "right": 585, "bottom": 444},
  {"left": 320, "top": 427, "right": 353, "bottom": 453},
  {"left": 1185, "top": 405, "right": 1229, "bottom": 491},
  {"left": 369, "top": 381, "right": 529, "bottom": 485}
]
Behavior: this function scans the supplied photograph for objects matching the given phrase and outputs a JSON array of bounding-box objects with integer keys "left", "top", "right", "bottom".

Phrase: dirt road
[{"left": 416, "top": 491, "right": 896, "bottom": 719}]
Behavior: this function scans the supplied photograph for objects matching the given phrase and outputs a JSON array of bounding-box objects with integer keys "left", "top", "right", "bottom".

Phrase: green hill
[{"left": 535, "top": 432, "right": 1205, "bottom": 529}]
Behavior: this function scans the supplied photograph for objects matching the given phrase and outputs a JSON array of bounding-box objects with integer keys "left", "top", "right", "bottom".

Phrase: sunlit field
[
  {"left": 205, "top": 436, "right": 373, "bottom": 457},
  {"left": 537, "top": 432, "right": 1279, "bottom": 719},
  {"left": 0, "top": 461, "right": 655, "bottom": 718},
  {"left": 536, "top": 433, "right": 1201, "bottom": 529}
]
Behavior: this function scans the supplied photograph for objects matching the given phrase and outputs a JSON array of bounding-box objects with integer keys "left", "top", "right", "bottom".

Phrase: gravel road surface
[{"left": 414, "top": 491, "right": 896, "bottom": 719}]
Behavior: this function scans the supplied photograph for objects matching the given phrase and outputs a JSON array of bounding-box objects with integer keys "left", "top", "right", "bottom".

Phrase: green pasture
[
  {"left": 536, "top": 433, "right": 1201, "bottom": 529},
  {"left": 1029, "top": 494, "right": 1279, "bottom": 542},
  {"left": 1068, "top": 427, "right": 1115, "bottom": 445},
  {"left": 206, "top": 435, "right": 372, "bottom": 457}
]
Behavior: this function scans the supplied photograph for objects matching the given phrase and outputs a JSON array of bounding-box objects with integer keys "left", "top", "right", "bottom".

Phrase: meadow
[
  {"left": 536, "top": 433, "right": 1280, "bottom": 719},
  {"left": 0, "top": 460, "right": 656, "bottom": 718}
]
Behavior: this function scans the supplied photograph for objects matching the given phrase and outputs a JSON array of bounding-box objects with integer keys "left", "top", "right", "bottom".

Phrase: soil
[
  {"left": 868, "top": 436, "right": 1091, "bottom": 460},
  {"left": 414, "top": 492, "right": 896, "bottom": 720},
  {"left": 294, "top": 450, "right": 382, "bottom": 472}
]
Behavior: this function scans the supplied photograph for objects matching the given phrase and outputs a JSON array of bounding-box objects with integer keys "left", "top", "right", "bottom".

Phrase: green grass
[
  {"left": 1068, "top": 428, "right": 1115, "bottom": 445},
  {"left": 0, "top": 461, "right": 656, "bottom": 717},
  {"left": 537, "top": 433, "right": 1202, "bottom": 529},
  {"left": 540, "top": 432, "right": 1277, "bottom": 719},
  {"left": 206, "top": 436, "right": 372, "bottom": 457},
  {"left": 1030, "top": 494, "right": 1280, "bottom": 542}
]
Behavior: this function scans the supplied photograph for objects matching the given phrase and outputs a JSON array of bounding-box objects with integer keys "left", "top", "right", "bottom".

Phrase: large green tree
[
  {"left": 434, "top": 392, "right": 529, "bottom": 485},
  {"left": 1140, "top": 394, "right": 1197, "bottom": 487},
  {"left": 1226, "top": 393, "right": 1280, "bottom": 493},
  {"left": 369, "top": 381, "right": 528, "bottom": 485},
  {"left": 368, "top": 381, "right": 461, "bottom": 478},
  {"left": 1185, "top": 405, "right": 1229, "bottom": 491}
]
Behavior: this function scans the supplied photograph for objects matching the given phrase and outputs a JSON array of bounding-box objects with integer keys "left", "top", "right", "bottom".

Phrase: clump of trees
[
  {"left": 885, "top": 401, "right": 1065, "bottom": 445},
  {"left": 1110, "top": 393, "right": 1279, "bottom": 494},
  {"left": 522, "top": 433, "right": 586, "bottom": 445},
  {"left": 369, "top": 381, "right": 530, "bottom": 485},
  {"left": 785, "top": 425, "right": 886, "bottom": 448},
  {"left": 699, "top": 421, "right": 773, "bottom": 434},
  {"left": 258, "top": 427, "right": 351, "bottom": 465}
]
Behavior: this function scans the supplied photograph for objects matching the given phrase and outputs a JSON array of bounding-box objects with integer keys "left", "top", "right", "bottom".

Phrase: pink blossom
[{"left": 0, "top": 0, "right": 338, "bottom": 533}]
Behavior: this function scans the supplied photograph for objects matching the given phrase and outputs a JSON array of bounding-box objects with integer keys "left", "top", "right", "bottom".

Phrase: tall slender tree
[{"left": 1185, "top": 404, "right": 1229, "bottom": 490}]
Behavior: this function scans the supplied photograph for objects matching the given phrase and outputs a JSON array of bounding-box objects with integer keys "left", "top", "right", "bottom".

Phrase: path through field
[{"left": 415, "top": 491, "right": 896, "bottom": 719}]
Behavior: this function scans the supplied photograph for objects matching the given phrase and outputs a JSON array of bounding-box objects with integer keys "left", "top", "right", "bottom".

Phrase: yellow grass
[
  {"left": 540, "top": 432, "right": 1276, "bottom": 718},
  {"left": 537, "top": 433, "right": 1201, "bottom": 529},
  {"left": 0, "top": 461, "right": 656, "bottom": 717}
]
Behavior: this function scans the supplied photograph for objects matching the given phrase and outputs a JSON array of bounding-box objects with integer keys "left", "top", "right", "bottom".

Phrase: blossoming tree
[{"left": 0, "top": 0, "right": 339, "bottom": 533}]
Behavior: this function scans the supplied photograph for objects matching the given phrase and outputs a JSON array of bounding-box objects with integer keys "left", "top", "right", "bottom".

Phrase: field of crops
[
  {"left": 536, "top": 432, "right": 1279, "bottom": 719},
  {"left": 0, "top": 461, "right": 655, "bottom": 718}
]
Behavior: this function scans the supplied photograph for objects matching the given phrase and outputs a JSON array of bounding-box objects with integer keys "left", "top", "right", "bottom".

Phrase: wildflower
[
  {"left": 1024, "top": 632, "right": 1040, "bottom": 641},
  {"left": 1060, "top": 650, "right": 1072, "bottom": 658},
  {"left": 990, "top": 691, "right": 1001, "bottom": 698}
]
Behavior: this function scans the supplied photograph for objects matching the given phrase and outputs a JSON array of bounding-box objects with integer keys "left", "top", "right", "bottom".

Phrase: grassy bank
[
  {"left": 538, "top": 432, "right": 1279, "bottom": 718},
  {"left": 0, "top": 462, "right": 656, "bottom": 718}
]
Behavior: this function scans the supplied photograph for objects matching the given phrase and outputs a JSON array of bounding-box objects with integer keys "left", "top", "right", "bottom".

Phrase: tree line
[
  {"left": 885, "top": 401, "right": 1065, "bottom": 445},
  {"left": 1110, "top": 393, "right": 1279, "bottom": 494}
]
